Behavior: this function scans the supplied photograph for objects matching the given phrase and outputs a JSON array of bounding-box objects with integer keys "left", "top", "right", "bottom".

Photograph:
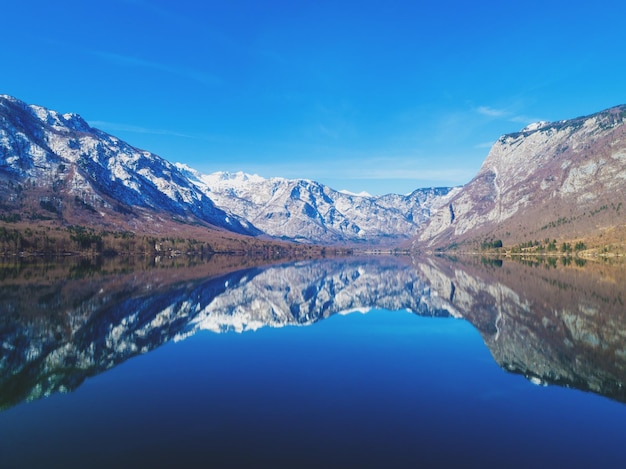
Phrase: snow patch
[
  {"left": 522, "top": 121, "right": 550, "bottom": 132},
  {"left": 339, "top": 189, "right": 372, "bottom": 198},
  {"left": 338, "top": 307, "right": 372, "bottom": 316}
]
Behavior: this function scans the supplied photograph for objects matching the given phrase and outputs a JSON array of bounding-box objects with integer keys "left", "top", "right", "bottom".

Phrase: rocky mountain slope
[
  {"left": 178, "top": 165, "right": 459, "bottom": 244},
  {"left": 416, "top": 105, "right": 626, "bottom": 250},
  {"left": 0, "top": 95, "right": 455, "bottom": 245},
  {"left": 0, "top": 95, "right": 258, "bottom": 236}
]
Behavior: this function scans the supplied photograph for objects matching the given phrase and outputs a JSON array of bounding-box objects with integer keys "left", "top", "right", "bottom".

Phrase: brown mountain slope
[{"left": 415, "top": 105, "right": 626, "bottom": 251}]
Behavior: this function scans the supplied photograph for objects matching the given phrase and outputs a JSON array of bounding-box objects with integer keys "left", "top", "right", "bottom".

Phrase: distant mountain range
[
  {"left": 0, "top": 95, "right": 457, "bottom": 245},
  {"left": 178, "top": 165, "right": 457, "bottom": 244},
  {"left": 1, "top": 94, "right": 625, "bottom": 249}
]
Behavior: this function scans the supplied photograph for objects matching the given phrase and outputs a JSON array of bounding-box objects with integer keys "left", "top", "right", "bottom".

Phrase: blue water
[{"left": 1, "top": 309, "right": 625, "bottom": 468}]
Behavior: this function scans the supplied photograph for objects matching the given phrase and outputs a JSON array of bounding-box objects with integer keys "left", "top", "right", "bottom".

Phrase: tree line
[{"left": 0, "top": 225, "right": 215, "bottom": 256}]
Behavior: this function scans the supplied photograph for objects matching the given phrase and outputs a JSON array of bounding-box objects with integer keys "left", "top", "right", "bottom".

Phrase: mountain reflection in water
[
  {"left": 1, "top": 254, "right": 626, "bottom": 411},
  {"left": 419, "top": 256, "right": 626, "bottom": 401}
]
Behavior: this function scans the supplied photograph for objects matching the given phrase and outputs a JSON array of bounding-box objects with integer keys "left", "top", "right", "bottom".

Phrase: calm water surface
[{"left": 1, "top": 255, "right": 626, "bottom": 468}]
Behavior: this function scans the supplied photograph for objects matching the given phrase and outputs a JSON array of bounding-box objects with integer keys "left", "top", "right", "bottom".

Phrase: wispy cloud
[
  {"left": 89, "top": 120, "right": 194, "bottom": 138},
  {"left": 349, "top": 166, "right": 476, "bottom": 182},
  {"left": 89, "top": 120, "right": 226, "bottom": 143},
  {"left": 476, "top": 106, "right": 508, "bottom": 117},
  {"left": 509, "top": 114, "right": 544, "bottom": 124},
  {"left": 90, "top": 50, "right": 220, "bottom": 86},
  {"left": 318, "top": 124, "right": 340, "bottom": 140},
  {"left": 234, "top": 154, "right": 476, "bottom": 185},
  {"left": 475, "top": 104, "right": 544, "bottom": 125}
]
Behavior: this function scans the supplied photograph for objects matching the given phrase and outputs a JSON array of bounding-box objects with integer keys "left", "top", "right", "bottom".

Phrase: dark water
[{"left": 1, "top": 255, "right": 626, "bottom": 468}]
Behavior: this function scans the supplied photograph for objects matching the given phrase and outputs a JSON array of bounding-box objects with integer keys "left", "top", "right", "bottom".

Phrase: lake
[{"left": 1, "top": 254, "right": 626, "bottom": 468}]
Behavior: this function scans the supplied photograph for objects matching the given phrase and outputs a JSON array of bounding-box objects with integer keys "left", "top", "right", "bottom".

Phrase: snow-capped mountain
[
  {"left": 0, "top": 95, "right": 255, "bottom": 235},
  {"left": 0, "top": 95, "right": 456, "bottom": 244},
  {"left": 177, "top": 165, "right": 460, "bottom": 244}
]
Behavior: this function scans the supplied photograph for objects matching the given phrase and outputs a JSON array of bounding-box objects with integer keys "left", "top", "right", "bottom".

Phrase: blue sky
[{"left": 3, "top": 0, "right": 626, "bottom": 195}]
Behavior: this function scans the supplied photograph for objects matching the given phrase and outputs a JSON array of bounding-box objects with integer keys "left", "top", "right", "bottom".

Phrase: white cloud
[
  {"left": 509, "top": 114, "right": 544, "bottom": 125},
  {"left": 89, "top": 121, "right": 226, "bottom": 144},
  {"left": 233, "top": 156, "right": 476, "bottom": 185},
  {"left": 351, "top": 167, "right": 476, "bottom": 182},
  {"left": 475, "top": 104, "right": 545, "bottom": 126},
  {"left": 89, "top": 121, "right": 195, "bottom": 138},
  {"left": 476, "top": 106, "right": 508, "bottom": 117}
]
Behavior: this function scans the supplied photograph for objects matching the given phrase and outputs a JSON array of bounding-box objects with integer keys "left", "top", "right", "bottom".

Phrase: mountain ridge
[
  {"left": 3, "top": 95, "right": 625, "bottom": 250},
  {"left": 0, "top": 94, "right": 257, "bottom": 237},
  {"left": 0, "top": 95, "right": 456, "bottom": 247},
  {"left": 177, "top": 163, "right": 459, "bottom": 244}
]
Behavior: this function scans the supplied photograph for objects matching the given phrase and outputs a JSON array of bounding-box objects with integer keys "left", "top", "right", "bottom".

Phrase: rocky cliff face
[{"left": 416, "top": 106, "right": 626, "bottom": 249}]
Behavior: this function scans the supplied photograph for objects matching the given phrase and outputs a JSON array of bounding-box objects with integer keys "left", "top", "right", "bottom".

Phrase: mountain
[
  {"left": 416, "top": 105, "right": 626, "bottom": 250},
  {"left": 177, "top": 165, "right": 460, "bottom": 245},
  {"left": 0, "top": 95, "right": 256, "bottom": 235},
  {"left": 0, "top": 95, "right": 456, "bottom": 246}
]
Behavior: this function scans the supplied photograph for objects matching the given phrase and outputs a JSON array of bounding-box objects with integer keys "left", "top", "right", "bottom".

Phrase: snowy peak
[
  {"left": 29, "top": 105, "right": 92, "bottom": 133},
  {"left": 183, "top": 167, "right": 459, "bottom": 244},
  {"left": 213, "top": 170, "right": 266, "bottom": 183},
  {"left": 0, "top": 95, "right": 91, "bottom": 133},
  {"left": 339, "top": 189, "right": 372, "bottom": 198},
  {"left": 521, "top": 121, "right": 550, "bottom": 132}
]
